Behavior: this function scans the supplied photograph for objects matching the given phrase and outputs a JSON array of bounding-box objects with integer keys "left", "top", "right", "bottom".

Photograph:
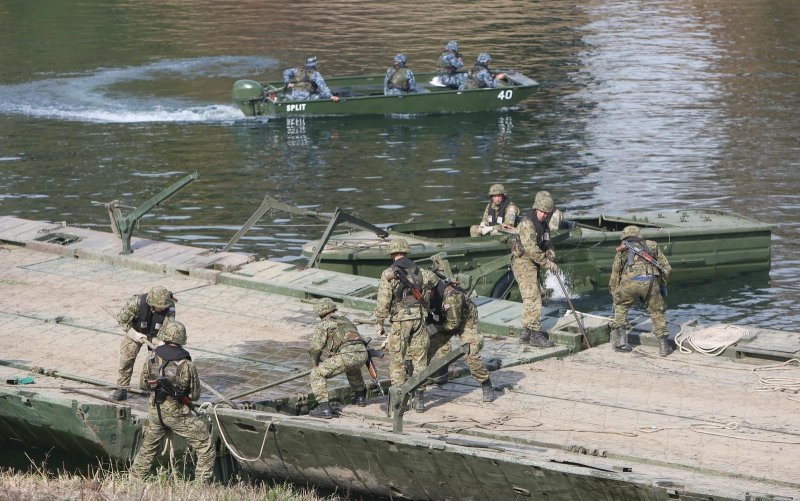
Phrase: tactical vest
[
  {"left": 621, "top": 238, "right": 659, "bottom": 277},
  {"left": 443, "top": 284, "right": 473, "bottom": 329},
  {"left": 487, "top": 198, "right": 512, "bottom": 225},
  {"left": 437, "top": 52, "right": 457, "bottom": 75},
  {"left": 515, "top": 212, "right": 551, "bottom": 256},
  {"left": 146, "top": 344, "right": 191, "bottom": 405},
  {"left": 292, "top": 69, "right": 318, "bottom": 94},
  {"left": 391, "top": 257, "right": 425, "bottom": 310},
  {"left": 465, "top": 64, "right": 487, "bottom": 90},
  {"left": 327, "top": 314, "right": 363, "bottom": 352},
  {"left": 388, "top": 67, "right": 411, "bottom": 91},
  {"left": 131, "top": 294, "right": 169, "bottom": 338}
]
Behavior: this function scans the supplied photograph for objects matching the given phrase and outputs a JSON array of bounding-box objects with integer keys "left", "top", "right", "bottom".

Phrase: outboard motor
[{"left": 232, "top": 79, "right": 265, "bottom": 116}]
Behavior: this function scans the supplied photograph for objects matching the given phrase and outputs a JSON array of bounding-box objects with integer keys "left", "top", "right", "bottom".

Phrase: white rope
[
  {"left": 753, "top": 358, "right": 800, "bottom": 395},
  {"left": 638, "top": 421, "right": 800, "bottom": 444},
  {"left": 211, "top": 403, "right": 271, "bottom": 462},
  {"left": 674, "top": 324, "right": 748, "bottom": 356}
]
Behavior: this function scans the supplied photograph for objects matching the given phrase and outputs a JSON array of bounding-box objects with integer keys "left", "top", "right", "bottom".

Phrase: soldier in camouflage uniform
[
  {"left": 609, "top": 225, "right": 674, "bottom": 357},
  {"left": 375, "top": 238, "right": 439, "bottom": 412},
  {"left": 129, "top": 321, "right": 215, "bottom": 483},
  {"left": 461, "top": 53, "right": 505, "bottom": 90},
  {"left": 511, "top": 191, "right": 560, "bottom": 348},
  {"left": 111, "top": 286, "right": 176, "bottom": 401},
  {"left": 470, "top": 183, "right": 520, "bottom": 237},
  {"left": 384, "top": 54, "right": 417, "bottom": 95},
  {"left": 283, "top": 56, "right": 338, "bottom": 101},
  {"left": 427, "top": 279, "right": 496, "bottom": 402},
  {"left": 308, "top": 298, "right": 368, "bottom": 419},
  {"left": 436, "top": 40, "right": 467, "bottom": 89}
]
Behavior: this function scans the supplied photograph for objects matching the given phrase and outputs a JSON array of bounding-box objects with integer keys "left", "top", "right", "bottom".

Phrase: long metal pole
[{"left": 553, "top": 273, "right": 592, "bottom": 349}]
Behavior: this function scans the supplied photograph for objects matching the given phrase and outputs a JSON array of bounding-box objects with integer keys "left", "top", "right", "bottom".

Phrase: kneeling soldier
[
  {"left": 129, "top": 320, "right": 215, "bottom": 482},
  {"left": 308, "top": 298, "right": 368, "bottom": 419},
  {"left": 428, "top": 279, "right": 496, "bottom": 402}
]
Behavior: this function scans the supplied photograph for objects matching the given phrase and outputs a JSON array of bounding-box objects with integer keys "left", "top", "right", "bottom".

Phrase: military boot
[
  {"left": 413, "top": 390, "right": 425, "bottom": 413},
  {"left": 110, "top": 388, "right": 128, "bottom": 401},
  {"left": 518, "top": 328, "right": 531, "bottom": 344},
  {"left": 658, "top": 337, "right": 674, "bottom": 357},
  {"left": 611, "top": 327, "right": 632, "bottom": 352},
  {"left": 481, "top": 379, "right": 495, "bottom": 403},
  {"left": 529, "top": 330, "right": 555, "bottom": 348},
  {"left": 310, "top": 401, "right": 333, "bottom": 419},
  {"left": 352, "top": 389, "right": 367, "bottom": 407}
]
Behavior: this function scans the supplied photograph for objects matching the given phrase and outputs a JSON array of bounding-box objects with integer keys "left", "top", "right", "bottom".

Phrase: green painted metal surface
[
  {"left": 300, "top": 209, "right": 773, "bottom": 297},
  {"left": 232, "top": 71, "right": 539, "bottom": 117}
]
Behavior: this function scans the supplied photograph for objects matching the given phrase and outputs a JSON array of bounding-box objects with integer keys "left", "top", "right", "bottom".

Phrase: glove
[
  {"left": 331, "top": 96, "right": 340, "bottom": 103},
  {"left": 545, "top": 249, "right": 556, "bottom": 261},
  {"left": 545, "top": 260, "right": 559, "bottom": 273},
  {"left": 375, "top": 323, "right": 385, "bottom": 337}
]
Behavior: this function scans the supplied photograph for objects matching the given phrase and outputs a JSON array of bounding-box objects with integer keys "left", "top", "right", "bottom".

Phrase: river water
[{"left": 0, "top": 0, "right": 797, "bottom": 330}]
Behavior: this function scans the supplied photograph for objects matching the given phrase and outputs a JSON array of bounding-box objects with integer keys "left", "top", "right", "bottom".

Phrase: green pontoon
[
  {"left": 300, "top": 209, "right": 772, "bottom": 297},
  {"left": 231, "top": 71, "right": 539, "bottom": 117}
]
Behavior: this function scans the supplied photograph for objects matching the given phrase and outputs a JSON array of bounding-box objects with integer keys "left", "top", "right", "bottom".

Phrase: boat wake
[{"left": 0, "top": 56, "right": 274, "bottom": 123}]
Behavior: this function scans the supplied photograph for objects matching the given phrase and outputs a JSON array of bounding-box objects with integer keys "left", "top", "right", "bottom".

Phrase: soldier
[
  {"left": 308, "top": 298, "right": 369, "bottom": 419},
  {"left": 436, "top": 40, "right": 467, "bottom": 89},
  {"left": 511, "top": 191, "right": 560, "bottom": 348},
  {"left": 470, "top": 183, "right": 520, "bottom": 237},
  {"left": 609, "top": 225, "right": 674, "bottom": 356},
  {"left": 375, "top": 238, "right": 439, "bottom": 412},
  {"left": 283, "top": 56, "right": 339, "bottom": 102},
  {"left": 129, "top": 321, "right": 215, "bottom": 483},
  {"left": 427, "top": 278, "right": 496, "bottom": 402},
  {"left": 461, "top": 53, "right": 506, "bottom": 90},
  {"left": 384, "top": 54, "right": 417, "bottom": 95},
  {"left": 111, "top": 286, "right": 176, "bottom": 401}
]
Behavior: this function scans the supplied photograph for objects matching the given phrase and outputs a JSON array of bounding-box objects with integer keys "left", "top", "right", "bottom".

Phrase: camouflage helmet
[
  {"left": 314, "top": 298, "right": 338, "bottom": 317},
  {"left": 387, "top": 238, "right": 410, "bottom": 255},
  {"left": 304, "top": 56, "right": 318, "bottom": 69},
  {"left": 159, "top": 320, "right": 187, "bottom": 345},
  {"left": 146, "top": 286, "right": 171, "bottom": 309},
  {"left": 533, "top": 191, "right": 555, "bottom": 213},
  {"left": 394, "top": 53, "right": 407, "bottom": 65},
  {"left": 477, "top": 52, "right": 492, "bottom": 65},
  {"left": 445, "top": 40, "right": 459, "bottom": 52},
  {"left": 621, "top": 225, "right": 641, "bottom": 240},
  {"left": 488, "top": 183, "right": 507, "bottom": 196}
]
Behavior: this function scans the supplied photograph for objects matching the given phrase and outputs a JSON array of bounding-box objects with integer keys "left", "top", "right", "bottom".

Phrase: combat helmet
[
  {"left": 394, "top": 54, "right": 407, "bottom": 65},
  {"left": 621, "top": 225, "right": 641, "bottom": 240},
  {"left": 445, "top": 40, "right": 459, "bottom": 52},
  {"left": 532, "top": 191, "right": 555, "bottom": 213},
  {"left": 314, "top": 298, "right": 338, "bottom": 317},
  {"left": 488, "top": 183, "right": 507, "bottom": 196},
  {"left": 304, "top": 56, "right": 318, "bottom": 69},
  {"left": 146, "top": 286, "right": 171, "bottom": 309},
  {"left": 387, "top": 238, "right": 410, "bottom": 255},
  {"left": 477, "top": 53, "right": 492, "bottom": 65},
  {"left": 159, "top": 320, "right": 187, "bottom": 345}
]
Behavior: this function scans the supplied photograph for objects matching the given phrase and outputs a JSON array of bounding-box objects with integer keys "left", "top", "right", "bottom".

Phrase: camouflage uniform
[
  {"left": 462, "top": 53, "right": 497, "bottom": 90},
  {"left": 283, "top": 65, "right": 332, "bottom": 100},
  {"left": 384, "top": 54, "right": 417, "bottom": 95},
  {"left": 129, "top": 322, "right": 215, "bottom": 483},
  {"left": 511, "top": 192, "right": 559, "bottom": 346},
  {"left": 375, "top": 255, "right": 438, "bottom": 388},
  {"left": 428, "top": 283, "right": 489, "bottom": 384},
  {"left": 115, "top": 289, "right": 176, "bottom": 389},
  {"left": 470, "top": 194, "right": 520, "bottom": 237},
  {"left": 436, "top": 41, "right": 467, "bottom": 89},
  {"left": 308, "top": 312, "right": 367, "bottom": 402},
  {"left": 609, "top": 226, "right": 672, "bottom": 355}
]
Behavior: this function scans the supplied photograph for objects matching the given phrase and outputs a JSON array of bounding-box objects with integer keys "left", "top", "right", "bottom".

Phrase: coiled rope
[
  {"left": 675, "top": 324, "right": 748, "bottom": 356},
  {"left": 753, "top": 358, "right": 800, "bottom": 401}
]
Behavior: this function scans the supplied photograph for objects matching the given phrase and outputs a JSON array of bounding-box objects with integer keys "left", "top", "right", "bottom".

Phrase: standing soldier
[
  {"left": 308, "top": 298, "right": 369, "bottom": 419},
  {"left": 436, "top": 40, "right": 467, "bottom": 89},
  {"left": 511, "top": 191, "right": 560, "bottom": 348},
  {"left": 111, "top": 286, "right": 176, "bottom": 401},
  {"left": 470, "top": 183, "right": 520, "bottom": 237},
  {"left": 609, "top": 225, "right": 673, "bottom": 356},
  {"left": 375, "top": 238, "right": 439, "bottom": 412},
  {"left": 129, "top": 321, "right": 215, "bottom": 483},
  {"left": 427, "top": 278, "right": 496, "bottom": 402},
  {"left": 384, "top": 54, "right": 417, "bottom": 95}
]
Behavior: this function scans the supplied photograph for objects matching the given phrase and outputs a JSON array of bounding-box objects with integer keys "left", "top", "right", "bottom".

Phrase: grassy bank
[{"left": 0, "top": 468, "right": 337, "bottom": 501}]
